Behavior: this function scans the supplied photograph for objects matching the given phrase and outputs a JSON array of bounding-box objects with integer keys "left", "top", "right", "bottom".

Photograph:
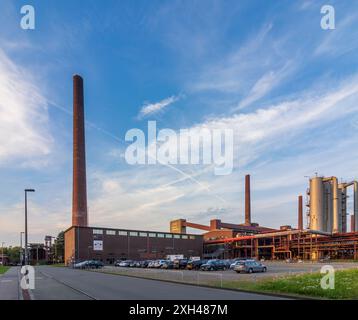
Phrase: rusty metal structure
[
  {"left": 72, "top": 75, "right": 88, "bottom": 227},
  {"left": 204, "top": 230, "right": 358, "bottom": 260},
  {"left": 173, "top": 174, "right": 358, "bottom": 261}
]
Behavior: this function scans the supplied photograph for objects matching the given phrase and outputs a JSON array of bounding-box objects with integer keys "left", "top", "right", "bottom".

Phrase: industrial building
[
  {"left": 172, "top": 175, "right": 358, "bottom": 261},
  {"left": 65, "top": 226, "right": 202, "bottom": 264},
  {"left": 64, "top": 75, "right": 358, "bottom": 264}
]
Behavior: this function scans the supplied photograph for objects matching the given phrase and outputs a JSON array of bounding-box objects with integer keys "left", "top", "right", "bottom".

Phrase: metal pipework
[
  {"left": 351, "top": 215, "right": 356, "bottom": 233},
  {"left": 332, "top": 177, "right": 339, "bottom": 233}
]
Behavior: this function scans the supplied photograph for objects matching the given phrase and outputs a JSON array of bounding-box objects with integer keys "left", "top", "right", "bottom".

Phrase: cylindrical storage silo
[{"left": 309, "top": 177, "right": 325, "bottom": 232}]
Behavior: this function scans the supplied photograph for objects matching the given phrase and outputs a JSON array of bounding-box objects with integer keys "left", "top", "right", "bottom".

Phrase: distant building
[{"left": 0, "top": 255, "right": 9, "bottom": 266}]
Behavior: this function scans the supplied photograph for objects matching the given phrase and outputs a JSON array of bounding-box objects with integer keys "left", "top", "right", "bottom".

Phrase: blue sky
[{"left": 1, "top": 0, "right": 358, "bottom": 246}]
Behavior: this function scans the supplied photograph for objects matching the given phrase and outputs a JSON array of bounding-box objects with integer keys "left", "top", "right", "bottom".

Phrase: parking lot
[{"left": 93, "top": 260, "right": 358, "bottom": 286}]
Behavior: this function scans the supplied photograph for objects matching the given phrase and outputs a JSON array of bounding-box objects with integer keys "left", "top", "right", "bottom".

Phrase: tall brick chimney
[
  {"left": 245, "top": 174, "right": 251, "bottom": 225},
  {"left": 72, "top": 75, "right": 88, "bottom": 227},
  {"left": 298, "top": 195, "right": 303, "bottom": 230}
]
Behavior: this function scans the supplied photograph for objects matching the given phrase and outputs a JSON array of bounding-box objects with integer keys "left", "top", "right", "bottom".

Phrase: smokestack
[
  {"left": 245, "top": 174, "right": 251, "bottom": 225},
  {"left": 351, "top": 215, "right": 355, "bottom": 233},
  {"left": 298, "top": 195, "right": 303, "bottom": 230},
  {"left": 72, "top": 75, "right": 88, "bottom": 227}
]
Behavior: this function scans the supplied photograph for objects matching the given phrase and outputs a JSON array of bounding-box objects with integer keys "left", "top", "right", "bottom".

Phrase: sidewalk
[{"left": 0, "top": 267, "right": 20, "bottom": 300}]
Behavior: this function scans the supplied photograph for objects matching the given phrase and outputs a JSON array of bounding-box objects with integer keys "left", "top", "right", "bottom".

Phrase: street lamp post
[
  {"left": 24, "top": 189, "right": 35, "bottom": 265},
  {"left": 1, "top": 242, "right": 5, "bottom": 266},
  {"left": 20, "top": 232, "right": 24, "bottom": 265}
]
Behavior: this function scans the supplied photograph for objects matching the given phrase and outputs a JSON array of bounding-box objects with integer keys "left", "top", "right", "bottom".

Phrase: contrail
[{"left": 47, "top": 100, "right": 227, "bottom": 204}]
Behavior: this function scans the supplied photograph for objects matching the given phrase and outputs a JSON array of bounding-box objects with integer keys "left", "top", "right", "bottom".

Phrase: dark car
[
  {"left": 234, "top": 261, "right": 267, "bottom": 273},
  {"left": 186, "top": 259, "right": 207, "bottom": 270},
  {"left": 87, "top": 260, "right": 104, "bottom": 269},
  {"left": 200, "top": 259, "right": 227, "bottom": 271},
  {"left": 173, "top": 259, "right": 188, "bottom": 269},
  {"left": 75, "top": 260, "right": 103, "bottom": 269},
  {"left": 139, "top": 260, "right": 149, "bottom": 268}
]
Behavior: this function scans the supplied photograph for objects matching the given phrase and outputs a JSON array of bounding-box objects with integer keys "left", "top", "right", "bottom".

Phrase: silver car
[{"left": 234, "top": 261, "right": 267, "bottom": 273}]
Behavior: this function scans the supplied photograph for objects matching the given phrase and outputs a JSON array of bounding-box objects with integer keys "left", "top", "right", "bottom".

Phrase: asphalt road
[
  {"left": 31, "top": 266, "right": 286, "bottom": 300},
  {"left": 0, "top": 267, "right": 20, "bottom": 300}
]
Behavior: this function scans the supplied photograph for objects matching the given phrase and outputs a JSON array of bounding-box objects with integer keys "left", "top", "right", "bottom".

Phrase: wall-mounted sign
[{"left": 93, "top": 240, "right": 103, "bottom": 251}]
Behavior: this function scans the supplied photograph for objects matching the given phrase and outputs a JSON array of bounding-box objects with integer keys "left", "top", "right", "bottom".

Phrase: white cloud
[
  {"left": 85, "top": 74, "right": 358, "bottom": 233},
  {"left": 191, "top": 24, "right": 275, "bottom": 93},
  {"left": 0, "top": 49, "right": 52, "bottom": 167},
  {"left": 138, "top": 95, "right": 180, "bottom": 118},
  {"left": 235, "top": 62, "right": 294, "bottom": 111},
  {"left": 315, "top": 13, "right": 358, "bottom": 57}
]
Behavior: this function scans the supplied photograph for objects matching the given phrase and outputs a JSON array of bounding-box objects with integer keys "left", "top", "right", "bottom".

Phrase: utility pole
[
  {"left": 20, "top": 232, "right": 24, "bottom": 265},
  {"left": 24, "top": 189, "right": 35, "bottom": 265},
  {"left": 1, "top": 242, "right": 5, "bottom": 266}
]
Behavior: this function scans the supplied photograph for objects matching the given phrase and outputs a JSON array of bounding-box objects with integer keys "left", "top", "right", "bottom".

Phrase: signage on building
[{"left": 93, "top": 240, "right": 103, "bottom": 251}]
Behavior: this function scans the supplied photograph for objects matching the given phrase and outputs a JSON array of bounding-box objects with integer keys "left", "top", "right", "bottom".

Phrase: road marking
[{"left": 0, "top": 280, "right": 13, "bottom": 283}]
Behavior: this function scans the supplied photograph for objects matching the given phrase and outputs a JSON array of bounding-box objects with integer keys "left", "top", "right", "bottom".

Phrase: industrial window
[
  {"left": 106, "top": 230, "right": 116, "bottom": 235},
  {"left": 181, "top": 235, "right": 188, "bottom": 239},
  {"left": 129, "top": 231, "right": 138, "bottom": 237},
  {"left": 118, "top": 230, "right": 127, "bottom": 236},
  {"left": 157, "top": 233, "right": 165, "bottom": 238},
  {"left": 93, "top": 229, "right": 103, "bottom": 235},
  {"left": 165, "top": 234, "right": 173, "bottom": 238},
  {"left": 148, "top": 233, "right": 156, "bottom": 238},
  {"left": 189, "top": 235, "right": 196, "bottom": 240},
  {"left": 173, "top": 234, "right": 180, "bottom": 239},
  {"left": 139, "top": 232, "right": 147, "bottom": 237}
]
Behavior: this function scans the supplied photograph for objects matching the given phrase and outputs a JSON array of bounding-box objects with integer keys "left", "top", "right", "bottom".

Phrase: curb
[{"left": 88, "top": 268, "right": 314, "bottom": 300}]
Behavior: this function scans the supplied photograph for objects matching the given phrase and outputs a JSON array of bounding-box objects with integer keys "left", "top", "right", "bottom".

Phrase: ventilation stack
[
  {"left": 245, "top": 174, "right": 251, "bottom": 225},
  {"left": 298, "top": 195, "right": 303, "bottom": 230},
  {"left": 72, "top": 75, "right": 88, "bottom": 227}
]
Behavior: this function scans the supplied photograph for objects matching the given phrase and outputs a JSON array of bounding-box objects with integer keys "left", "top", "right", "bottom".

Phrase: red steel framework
[{"left": 203, "top": 230, "right": 358, "bottom": 260}]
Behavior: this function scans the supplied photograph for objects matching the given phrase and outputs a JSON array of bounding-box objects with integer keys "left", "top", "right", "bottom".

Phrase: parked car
[
  {"left": 153, "top": 260, "right": 168, "bottom": 268},
  {"left": 129, "top": 261, "right": 138, "bottom": 267},
  {"left": 186, "top": 259, "right": 207, "bottom": 270},
  {"left": 230, "top": 259, "right": 255, "bottom": 269},
  {"left": 73, "top": 260, "right": 104, "bottom": 269},
  {"left": 73, "top": 261, "right": 88, "bottom": 269},
  {"left": 115, "top": 260, "right": 132, "bottom": 267},
  {"left": 222, "top": 259, "right": 232, "bottom": 269},
  {"left": 161, "top": 261, "right": 174, "bottom": 269},
  {"left": 173, "top": 259, "right": 188, "bottom": 269},
  {"left": 139, "top": 260, "right": 149, "bottom": 268},
  {"left": 87, "top": 260, "right": 104, "bottom": 269},
  {"left": 147, "top": 260, "right": 156, "bottom": 268},
  {"left": 200, "top": 259, "right": 227, "bottom": 271},
  {"left": 234, "top": 261, "right": 267, "bottom": 273}
]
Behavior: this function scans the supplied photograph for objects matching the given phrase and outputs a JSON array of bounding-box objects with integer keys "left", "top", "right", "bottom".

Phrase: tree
[
  {"left": 54, "top": 231, "right": 64, "bottom": 263},
  {"left": 3, "top": 246, "right": 21, "bottom": 264}
]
